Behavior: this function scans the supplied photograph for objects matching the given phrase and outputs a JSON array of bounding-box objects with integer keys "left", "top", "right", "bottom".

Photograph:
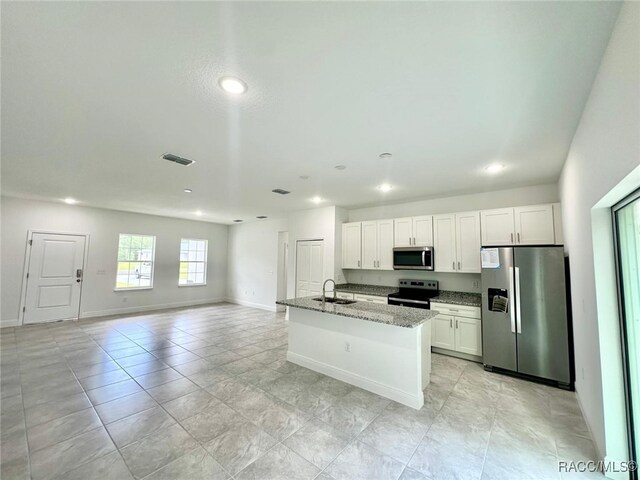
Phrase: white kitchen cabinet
[
  {"left": 481, "top": 208, "right": 516, "bottom": 246},
  {"left": 361, "top": 221, "right": 378, "bottom": 270},
  {"left": 433, "top": 212, "right": 480, "bottom": 273},
  {"left": 393, "top": 216, "right": 433, "bottom": 247},
  {"left": 335, "top": 292, "right": 354, "bottom": 300},
  {"left": 431, "top": 314, "right": 455, "bottom": 350},
  {"left": 360, "top": 219, "right": 394, "bottom": 270},
  {"left": 394, "top": 217, "right": 413, "bottom": 247},
  {"left": 514, "top": 204, "right": 555, "bottom": 245},
  {"left": 354, "top": 293, "right": 387, "bottom": 304},
  {"left": 430, "top": 302, "right": 482, "bottom": 357},
  {"left": 455, "top": 211, "right": 481, "bottom": 273},
  {"left": 433, "top": 214, "right": 456, "bottom": 272},
  {"left": 553, "top": 203, "right": 564, "bottom": 245},
  {"left": 377, "top": 219, "right": 395, "bottom": 270},
  {"left": 413, "top": 216, "right": 433, "bottom": 246},
  {"left": 454, "top": 317, "right": 482, "bottom": 356},
  {"left": 342, "top": 222, "right": 362, "bottom": 269}
]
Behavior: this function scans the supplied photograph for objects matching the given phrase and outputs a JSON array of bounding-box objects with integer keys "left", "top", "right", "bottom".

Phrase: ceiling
[{"left": 1, "top": 1, "right": 622, "bottom": 224}]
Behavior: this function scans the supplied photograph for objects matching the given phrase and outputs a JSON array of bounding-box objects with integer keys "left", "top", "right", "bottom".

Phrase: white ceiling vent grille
[{"left": 272, "top": 189, "right": 290, "bottom": 195}]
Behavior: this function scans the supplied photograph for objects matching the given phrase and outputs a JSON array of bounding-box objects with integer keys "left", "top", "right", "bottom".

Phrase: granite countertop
[
  {"left": 276, "top": 297, "right": 438, "bottom": 328},
  {"left": 431, "top": 290, "right": 482, "bottom": 307},
  {"left": 334, "top": 283, "right": 398, "bottom": 297}
]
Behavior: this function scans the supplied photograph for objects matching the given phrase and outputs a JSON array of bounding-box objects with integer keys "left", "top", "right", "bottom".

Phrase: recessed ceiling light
[
  {"left": 233, "top": 219, "right": 243, "bottom": 223},
  {"left": 485, "top": 163, "right": 505, "bottom": 174},
  {"left": 310, "top": 196, "right": 324, "bottom": 204},
  {"left": 195, "top": 210, "right": 203, "bottom": 216},
  {"left": 334, "top": 165, "right": 346, "bottom": 170},
  {"left": 63, "top": 198, "right": 77, "bottom": 205},
  {"left": 379, "top": 153, "right": 392, "bottom": 159},
  {"left": 183, "top": 188, "right": 193, "bottom": 193},
  {"left": 256, "top": 216, "right": 268, "bottom": 219},
  {"left": 218, "top": 76, "right": 248, "bottom": 95},
  {"left": 377, "top": 184, "right": 393, "bottom": 193}
]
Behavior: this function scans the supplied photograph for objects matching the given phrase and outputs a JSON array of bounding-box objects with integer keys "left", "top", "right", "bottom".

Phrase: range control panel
[{"left": 398, "top": 279, "right": 438, "bottom": 290}]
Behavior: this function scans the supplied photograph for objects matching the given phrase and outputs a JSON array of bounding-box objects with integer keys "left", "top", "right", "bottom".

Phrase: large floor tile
[
  {"left": 325, "top": 440, "right": 405, "bottom": 480},
  {"left": 106, "top": 406, "right": 176, "bottom": 448},
  {"left": 27, "top": 407, "right": 102, "bottom": 452},
  {"left": 235, "top": 443, "right": 320, "bottom": 480},
  {"left": 283, "top": 417, "right": 349, "bottom": 469},
  {"left": 142, "top": 446, "right": 229, "bottom": 480}
]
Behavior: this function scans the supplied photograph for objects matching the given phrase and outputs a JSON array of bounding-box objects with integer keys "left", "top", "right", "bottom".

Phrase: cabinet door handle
[
  {"left": 413, "top": 237, "right": 416, "bottom": 245},
  {"left": 511, "top": 233, "right": 514, "bottom": 243},
  {"left": 456, "top": 319, "right": 459, "bottom": 329},
  {"left": 450, "top": 318, "right": 452, "bottom": 328},
  {"left": 357, "top": 260, "right": 360, "bottom": 267},
  {"left": 457, "top": 261, "right": 461, "bottom": 270},
  {"left": 517, "top": 232, "right": 521, "bottom": 243},
  {"left": 452, "top": 261, "right": 455, "bottom": 270}
]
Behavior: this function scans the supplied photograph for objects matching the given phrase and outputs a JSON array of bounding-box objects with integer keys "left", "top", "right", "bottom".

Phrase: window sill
[
  {"left": 114, "top": 287, "right": 153, "bottom": 292},
  {"left": 178, "top": 283, "right": 207, "bottom": 288}
]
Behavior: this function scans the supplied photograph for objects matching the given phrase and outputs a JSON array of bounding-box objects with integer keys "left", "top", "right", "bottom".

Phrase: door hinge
[
  {"left": 26, "top": 273, "right": 29, "bottom": 279},
  {"left": 23, "top": 307, "right": 26, "bottom": 313},
  {"left": 28, "top": 239, "right": 33, "bottom": 246}
]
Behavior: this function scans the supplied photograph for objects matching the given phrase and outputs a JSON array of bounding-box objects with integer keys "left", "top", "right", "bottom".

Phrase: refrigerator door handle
[
  {"left": 508, "top": 267, "right": 516, "bottom": 333},
  {"left": 515, "top": 266, "right": 522, "bottom": 334}
]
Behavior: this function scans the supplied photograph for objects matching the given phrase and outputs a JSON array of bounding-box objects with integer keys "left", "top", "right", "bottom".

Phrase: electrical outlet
[
  {"left": 472, "top": 280, "right": 480, "bottom": 288},
  {"left": 345, "top": 342, "right": 351, "bottom": 352}
]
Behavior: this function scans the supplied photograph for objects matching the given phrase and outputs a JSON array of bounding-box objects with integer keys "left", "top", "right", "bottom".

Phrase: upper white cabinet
[
  {"left": 342, "top": 222, "right": 361, "bottom": 269},
  {"left": 455, "top": 211, "right": 481, "bottom": 273},
  {"left": 481, "top": 204, "right": 556, "bottom": 246},
  {"left": 434, "top": 211, "right": 481, "bottom": 273},
  {"left": 552, "top": 203, "right": 564, "bottom": 245},
  {"left": 433, "top": 214, "right": 456, "bottom": 272},
  {"left": 514, "top": 204, "right": 555, "bottom": 245},
  {"left": 393, "top": 216, "right": 433, "bottom": 247},
  {"left": 343, "top": 220, "right": 393, "bottom": 270},
  {"left": 481, "top": 208, "right": 516, "bottom": 246}
]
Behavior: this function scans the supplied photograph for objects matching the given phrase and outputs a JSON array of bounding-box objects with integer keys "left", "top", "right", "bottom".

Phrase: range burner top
[{"left": 388, "top": 279, "right": 439, "bottom": 309}]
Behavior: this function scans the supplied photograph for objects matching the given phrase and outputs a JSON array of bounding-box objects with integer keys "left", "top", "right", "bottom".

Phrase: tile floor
[{"left": 0, "top": 303, "right": 603, "bottom": 480}]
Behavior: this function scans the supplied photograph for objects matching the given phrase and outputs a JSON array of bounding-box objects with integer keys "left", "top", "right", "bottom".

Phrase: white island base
[{"left": 286, "top": 307, "right": 431, "bottom": 410}]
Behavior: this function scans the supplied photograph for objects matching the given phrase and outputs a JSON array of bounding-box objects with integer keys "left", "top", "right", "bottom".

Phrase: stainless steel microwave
[{"left": 392, "top": 246, "right": 434, "bottom": 270}]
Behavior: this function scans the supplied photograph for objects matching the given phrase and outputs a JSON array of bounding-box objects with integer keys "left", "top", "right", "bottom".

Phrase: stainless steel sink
[{"left": 312, "top": 297, "right": 356, "bottom": 305}]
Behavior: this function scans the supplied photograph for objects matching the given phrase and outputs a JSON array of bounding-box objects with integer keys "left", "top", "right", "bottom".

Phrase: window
[
  {"left": 116, "top": 234, "right": 156, "bottom": 290},
  {"left": 179, "top": 238, "right": 208, "bottom": 286}
]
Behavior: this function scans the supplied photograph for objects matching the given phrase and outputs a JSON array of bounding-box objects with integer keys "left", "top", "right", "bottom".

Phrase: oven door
[
  {"left": 393, "top": 247, "right": 434, "bottom": 270},
  {"left": 388, "top": 296, "right": 431, "bottom": 309}
]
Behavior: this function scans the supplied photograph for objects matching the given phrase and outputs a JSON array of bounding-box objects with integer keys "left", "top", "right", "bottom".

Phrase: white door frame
[{"left": 18, "top": 230, "right": 90, "bottom": 325}]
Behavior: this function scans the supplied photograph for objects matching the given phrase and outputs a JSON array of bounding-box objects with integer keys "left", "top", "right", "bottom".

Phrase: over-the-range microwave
[{"left": 392, "top": 246, "right": 434, "bottom": 270}]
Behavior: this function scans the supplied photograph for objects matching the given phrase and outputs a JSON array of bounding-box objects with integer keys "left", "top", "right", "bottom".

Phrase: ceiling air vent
[
  {"left": 256, "top": 216, "right": 268, "bottom": 219},
  {"left": 162, "top": 153, "right": 196, "bottom": 166},
  {"left": 272, "top": 189, "right": 290, "bottom": 195}
]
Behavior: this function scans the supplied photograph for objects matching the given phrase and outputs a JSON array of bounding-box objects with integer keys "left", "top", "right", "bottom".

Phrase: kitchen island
[{"left": 276, "top": 296, "right": 438, "bottom": 409}]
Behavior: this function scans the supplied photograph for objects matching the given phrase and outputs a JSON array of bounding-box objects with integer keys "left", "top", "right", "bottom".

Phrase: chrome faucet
[{"left": 322, "top": 279, "right": 336, "bottom": 308}]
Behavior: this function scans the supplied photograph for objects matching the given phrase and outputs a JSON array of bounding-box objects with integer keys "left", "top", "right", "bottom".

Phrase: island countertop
[{"left": 276, "top": 296, "right": 438, "bottom": 328}]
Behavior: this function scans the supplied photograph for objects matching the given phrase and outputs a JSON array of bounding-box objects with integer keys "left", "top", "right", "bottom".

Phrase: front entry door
[{"left": 23, "top": 233, "right": 87, "bottom": 324}]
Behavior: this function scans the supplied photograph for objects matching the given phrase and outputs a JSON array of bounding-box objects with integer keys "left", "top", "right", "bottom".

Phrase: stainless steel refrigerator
[{"left": 481, "top": 246, "right": 571, "bottom": 387}]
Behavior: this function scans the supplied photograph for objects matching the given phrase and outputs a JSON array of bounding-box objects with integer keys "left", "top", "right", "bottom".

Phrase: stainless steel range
[{"left": 387, "top": 279, "right": 439, "bottom": 309}]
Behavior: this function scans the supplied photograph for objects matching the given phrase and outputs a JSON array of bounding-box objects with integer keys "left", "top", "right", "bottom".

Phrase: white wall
[
  {"left": 559, "top": 1, "right": 639, "bottom": 469},
  {"left": 348, "top": 184, "right": 558, "bottom": 222},
  {"left": 1, "top": 196, "right": 228, "bottom": 325},
  {"left": 345, "top": 183, "right": 559, "bottom": 292},
  {"left": 226, "top": 218, "right": 288, "bottom": 311}
]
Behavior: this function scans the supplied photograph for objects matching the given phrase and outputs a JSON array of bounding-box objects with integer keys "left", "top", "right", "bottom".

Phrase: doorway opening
[
  {"left": 20, "top": 231, "right": 88, "bottom": 325},
  {"left": 276, "top": 232, "right": 288, "bottom": 312},
  {"left": 613, "top": 188, "right": 640, "bottom": 476}
]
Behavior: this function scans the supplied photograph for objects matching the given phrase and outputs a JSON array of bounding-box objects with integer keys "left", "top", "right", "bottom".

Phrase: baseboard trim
[
  {"left": 287, "top": 351, "right": 424, "bottom": 410},
  {"left": 0, "top": 318, "right": 19, "bottom": 329},
  {"left": 225, "top": 298, "right": 277, "bottom": 312},
  {"left": 81, "top": 297, "right": 226, "bottom": 319},
  {"left": 574, "top": 387, "right": 613, "bottom": 477}
]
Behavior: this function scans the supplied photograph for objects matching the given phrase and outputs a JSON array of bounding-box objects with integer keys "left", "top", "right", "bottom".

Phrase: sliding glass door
[{"left": 614, "top": 189, "right": 640, "bottom": 473}]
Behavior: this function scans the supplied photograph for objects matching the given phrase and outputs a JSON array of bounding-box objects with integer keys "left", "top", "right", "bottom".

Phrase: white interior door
[
  {"left": 296, "top": 240, "right": 324, "bottom": 297},
  {"left": 23, "top": 233, "right": 87, "bottom": 324}
]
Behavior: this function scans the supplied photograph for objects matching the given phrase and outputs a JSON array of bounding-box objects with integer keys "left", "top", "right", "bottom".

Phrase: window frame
[
  {"left": 178, "top": 238, "right": 208, "bottom": 287},
  {"left": 114, "top": 233, "right": 157, "bottom": 291}
]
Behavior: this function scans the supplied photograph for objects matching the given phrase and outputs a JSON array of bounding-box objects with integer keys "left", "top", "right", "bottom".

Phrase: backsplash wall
[{"left": 344, "top": 269, "right": 481, "bottom": 293}]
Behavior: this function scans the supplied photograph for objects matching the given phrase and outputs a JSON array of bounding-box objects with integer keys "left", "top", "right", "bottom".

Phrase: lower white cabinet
[
  {"left": 430, "top": 302, "right": 482, "bottom": 357},
  {"left": 354, "top": 293, "right": 387, "bottom": 304}
]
